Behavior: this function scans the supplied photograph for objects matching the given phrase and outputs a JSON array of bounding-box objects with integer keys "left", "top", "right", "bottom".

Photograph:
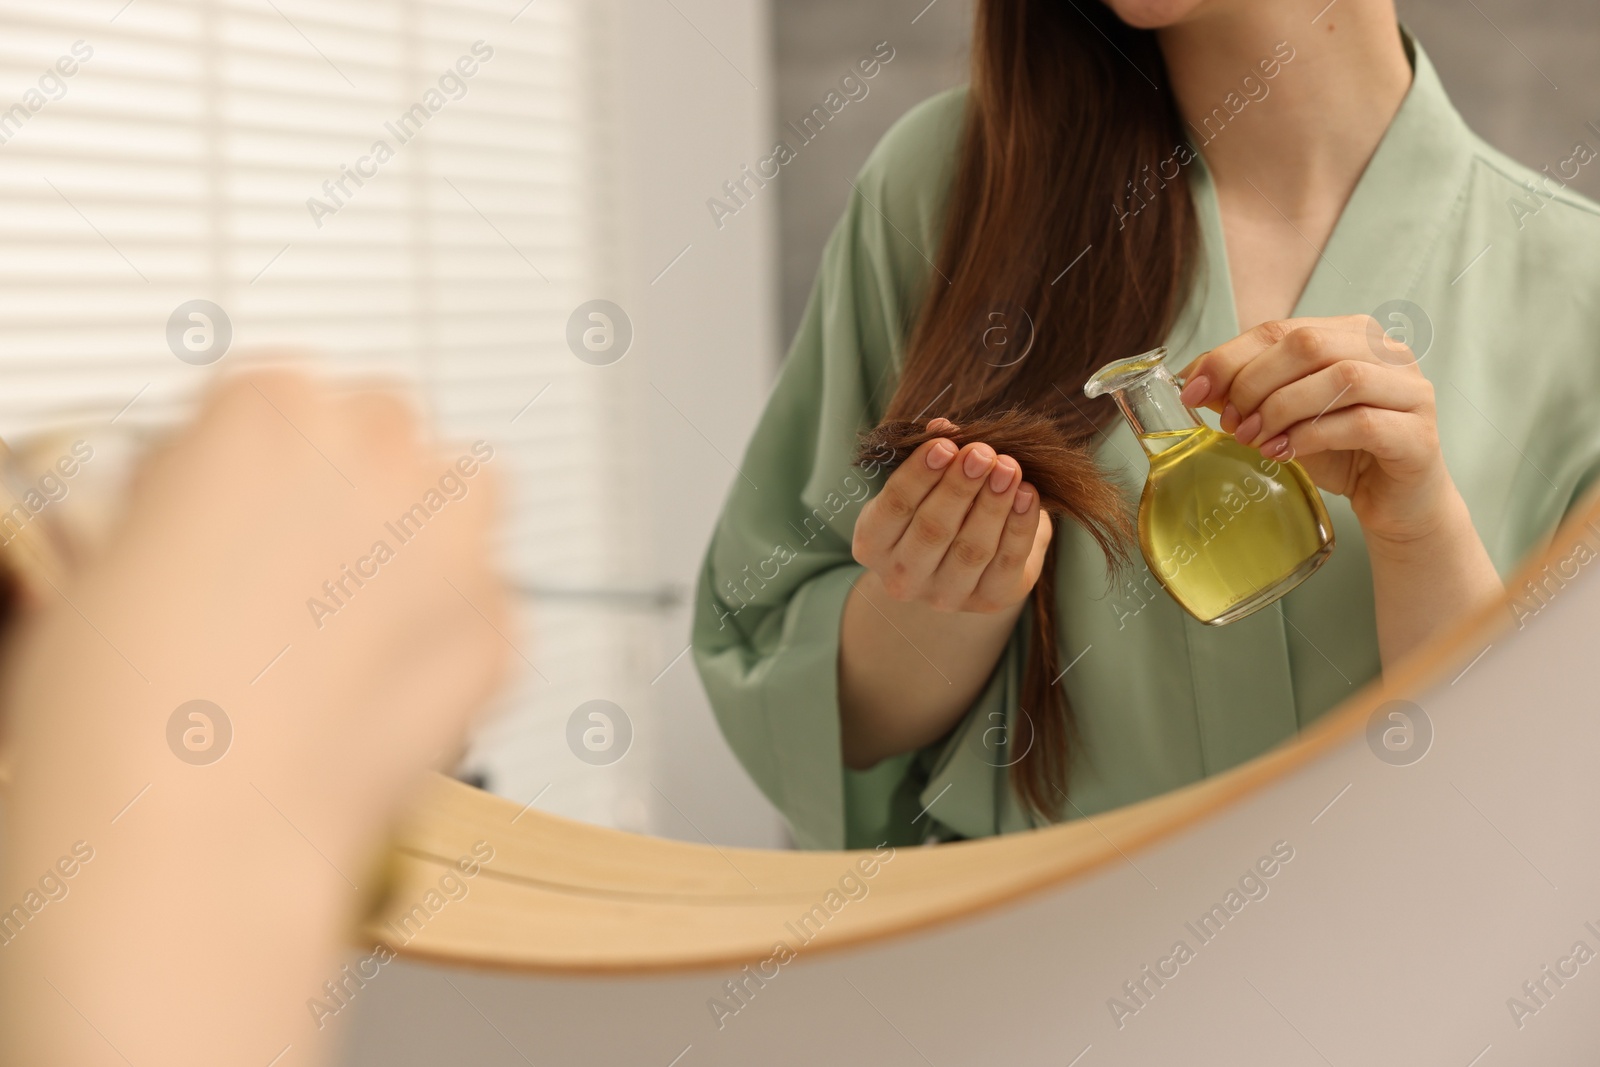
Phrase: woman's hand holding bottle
[
  {"left": 1177, "top": 315, "right": 1448, "bottom": 547},
  {"left": 1178, "top": 316, "right": 1503, "bottom": 663}
]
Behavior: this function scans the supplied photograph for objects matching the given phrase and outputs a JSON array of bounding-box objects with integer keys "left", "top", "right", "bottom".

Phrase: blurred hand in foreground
[{"left": 0, "top": 366, "right": 513, "bottom": 1067}]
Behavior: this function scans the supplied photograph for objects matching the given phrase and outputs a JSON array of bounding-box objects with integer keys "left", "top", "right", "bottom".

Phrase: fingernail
[
  {"left": 989, "top": 459, "right": 1017, "bottom": 493},
  {"left": 1260, "top": 435, "right": 1290, "bottom": 458},
  {"left": 963, "top": 444, "right": 995, "bottom": 479},
  {"left": 926, "top": 440, "right": 957, "bottom": 469},
  {"left": 1221, "top": 403, "right": 1239, "bottom": 433},
  {"left": 1013, "top": 487, "right": 1034, "bottom": 514},
  {"left": 1234, "top": 412, "right": 1262, "bottom": 444},
  {"left": 1179, "top": 374, "right": 1210, "bottom": 406}
]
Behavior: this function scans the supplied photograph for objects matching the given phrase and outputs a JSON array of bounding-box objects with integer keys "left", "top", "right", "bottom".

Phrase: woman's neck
[
  {"left": 1159, "top": 3, "right": 1413, "bottom": 208},
  {"left": 1156, "top": 2, "right": 1413, "bottom": 325}
]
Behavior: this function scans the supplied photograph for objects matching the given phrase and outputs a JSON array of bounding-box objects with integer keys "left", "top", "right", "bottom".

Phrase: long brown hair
[{"left": 865, "top": 2, "right": 1198, "bottom": 819}]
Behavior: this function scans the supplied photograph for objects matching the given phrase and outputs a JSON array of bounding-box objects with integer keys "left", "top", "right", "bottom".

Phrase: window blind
[{"left": 0, "top": 0, "right": 655, "bottom": 827}]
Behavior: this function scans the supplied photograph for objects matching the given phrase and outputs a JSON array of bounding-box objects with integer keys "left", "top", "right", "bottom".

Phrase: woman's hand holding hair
[
  {"left": 839, "top": 418, "right": 1052, "bottom": 770},
  {"left": 851, "top": 418, "right": 1053, "bottom": 614},
  {"left": 1179, "top": 316, "right": 1503, "bottom": 664}
]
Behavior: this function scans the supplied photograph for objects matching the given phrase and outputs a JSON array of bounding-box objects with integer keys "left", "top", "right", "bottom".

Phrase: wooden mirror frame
[{"left": 366, "top": 495, "right": 1594, "bottom": 976}]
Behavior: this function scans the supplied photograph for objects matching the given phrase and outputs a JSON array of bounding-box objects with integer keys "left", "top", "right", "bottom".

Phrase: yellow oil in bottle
[
  {"left": 1138, "top": 427, "right": 1334, "bottom": 624},
  {"left": 1085, "top": 346, "right": 1336, "bottom": 625}
]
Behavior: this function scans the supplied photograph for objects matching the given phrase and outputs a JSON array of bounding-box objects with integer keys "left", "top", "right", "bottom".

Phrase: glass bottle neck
[
  {"left": 1111, "top": 367, "right": 1201, "bottom": 455},
  {"left": 1083, "top": 347, "right": 1205, "bottom": 456}
]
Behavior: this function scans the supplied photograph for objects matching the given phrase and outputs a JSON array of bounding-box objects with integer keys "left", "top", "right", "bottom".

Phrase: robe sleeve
[{"left": 690, "top": 90, "right": 973, "bottom": 850}]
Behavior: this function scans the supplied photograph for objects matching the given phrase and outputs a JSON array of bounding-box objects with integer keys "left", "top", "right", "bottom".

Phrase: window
[{"left": 0, "top": 0, "right": 655, "bottom": 826}]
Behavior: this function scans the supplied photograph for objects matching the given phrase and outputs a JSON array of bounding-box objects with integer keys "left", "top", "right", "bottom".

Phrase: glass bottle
[{"left": 1084, "top": 346, "right": 1335, "bottom": 625}]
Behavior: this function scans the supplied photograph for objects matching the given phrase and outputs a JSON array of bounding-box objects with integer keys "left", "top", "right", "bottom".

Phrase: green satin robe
[{"left": 692, "top": 37, "right": 1600, "bottom": 850}]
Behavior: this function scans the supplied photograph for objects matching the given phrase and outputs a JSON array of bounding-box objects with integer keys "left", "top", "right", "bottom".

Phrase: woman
[{"left": 693, "top": 0, "right": 1600, "bottom": 849}]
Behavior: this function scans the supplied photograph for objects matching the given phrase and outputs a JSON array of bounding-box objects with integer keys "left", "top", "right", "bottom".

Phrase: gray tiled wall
[{"left": 771, "top": 0, "right": 1600, "bottom": 344}]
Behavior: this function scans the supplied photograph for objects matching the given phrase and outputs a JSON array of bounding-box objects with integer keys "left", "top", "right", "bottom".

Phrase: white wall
[{"left": 609, "top": 0, "right": 789, "bottom": 848}]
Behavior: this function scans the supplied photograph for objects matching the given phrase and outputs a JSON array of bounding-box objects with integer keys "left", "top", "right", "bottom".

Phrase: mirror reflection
[{"left": 2, "top": 0, "right": 1597, "bottom": 864}]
